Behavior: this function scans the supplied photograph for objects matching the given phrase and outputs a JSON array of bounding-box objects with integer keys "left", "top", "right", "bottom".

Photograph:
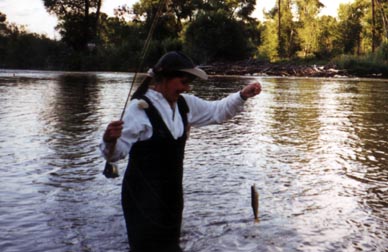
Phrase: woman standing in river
[{"left": 100, "top": 51, "right": 261, "bottom": 252}]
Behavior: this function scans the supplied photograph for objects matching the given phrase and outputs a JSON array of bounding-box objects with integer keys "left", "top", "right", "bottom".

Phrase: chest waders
[{"left": 121, "top": 96, "right": 189, "bottom": 252}]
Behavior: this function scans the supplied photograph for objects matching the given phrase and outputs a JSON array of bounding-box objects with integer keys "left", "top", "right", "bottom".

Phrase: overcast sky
[{"left": 0, "top": 0, "right": 352, "bottom": 39}]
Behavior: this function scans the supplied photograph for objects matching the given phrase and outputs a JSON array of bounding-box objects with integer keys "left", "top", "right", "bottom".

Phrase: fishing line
[{"left": 103, "top": 0, "right": 170, "bottom": 178}]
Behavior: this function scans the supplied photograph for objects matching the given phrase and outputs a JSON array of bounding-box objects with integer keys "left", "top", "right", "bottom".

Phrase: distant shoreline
[
  {"left": 1, "top": 61, "right": 387, "bottom": 79},
  {"left": 202, "top": 60, "right": 388, "bottom": 79},
  {"left": 202, "top": 60, "right": 348, "bottom": 78}
]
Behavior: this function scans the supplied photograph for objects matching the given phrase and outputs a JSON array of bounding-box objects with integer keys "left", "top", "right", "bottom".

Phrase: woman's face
[{"left": 159, "top": 76, "right": 192, "bottom": 105}]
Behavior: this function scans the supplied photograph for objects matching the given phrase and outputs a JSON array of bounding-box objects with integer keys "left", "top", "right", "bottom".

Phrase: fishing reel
[{"left": 103, "top": 161, "right": 119, "bottom": 178}]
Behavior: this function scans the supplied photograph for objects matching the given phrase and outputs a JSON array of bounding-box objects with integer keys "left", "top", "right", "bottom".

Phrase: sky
[{"left": 0, "top": 0, "right": 352, "bottom": 39}]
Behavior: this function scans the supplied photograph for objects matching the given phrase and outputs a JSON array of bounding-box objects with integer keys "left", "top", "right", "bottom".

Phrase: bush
[
  {"left": 375, "top": 40, "right": 388, "bottom": 61},
  {"left": 334, "top": 53, "right": 388, "bottom": 77}
]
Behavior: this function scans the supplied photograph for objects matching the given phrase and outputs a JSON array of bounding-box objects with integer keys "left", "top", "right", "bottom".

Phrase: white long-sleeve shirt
[{"left": 100, "top": 89, "right": 246, "bottom": 161}]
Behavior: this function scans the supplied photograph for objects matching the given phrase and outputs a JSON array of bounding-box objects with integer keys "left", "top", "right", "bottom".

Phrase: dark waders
[{"left": 122, "top": 96, "right": 189, "bottom": 252}]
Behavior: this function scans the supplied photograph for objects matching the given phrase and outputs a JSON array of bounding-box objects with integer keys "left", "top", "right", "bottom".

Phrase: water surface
[{"left": 0, "top": 70, "right": 387, "bottom": 251}]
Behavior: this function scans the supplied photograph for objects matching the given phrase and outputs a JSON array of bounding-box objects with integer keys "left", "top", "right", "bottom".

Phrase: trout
[{"left": 251, "top": 184, "right": 259, "bottom": 222}]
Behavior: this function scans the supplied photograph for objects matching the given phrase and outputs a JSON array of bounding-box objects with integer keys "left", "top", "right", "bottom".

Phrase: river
[{"left": 0, "top": 70, "right": 387, "bottom": 252}]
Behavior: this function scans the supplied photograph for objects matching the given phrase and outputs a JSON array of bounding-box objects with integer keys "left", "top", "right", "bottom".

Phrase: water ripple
[{"left": 0, "top": 73, "right": 387, "bottom": 251}]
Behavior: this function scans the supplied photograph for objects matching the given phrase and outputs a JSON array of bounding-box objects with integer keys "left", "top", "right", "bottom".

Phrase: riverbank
[{"left": 201, "top": 60, "right": 354, "bottom": 78}]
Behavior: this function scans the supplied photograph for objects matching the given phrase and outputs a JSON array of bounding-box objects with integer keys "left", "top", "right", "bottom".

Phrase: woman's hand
[
  {"left": 240, "top": 82, "right": 262, "bottom": 100},
  {"left": 103, "top": 120, "right": 124, "bottom": 143}
]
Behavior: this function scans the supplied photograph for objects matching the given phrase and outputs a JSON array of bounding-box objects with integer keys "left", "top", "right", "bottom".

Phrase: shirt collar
[
  {"left": 146, "top": 88, "right": 164, "bottom": 101},
  {"left": 146, "top": 88, "right": 177, "bottom": 111}
]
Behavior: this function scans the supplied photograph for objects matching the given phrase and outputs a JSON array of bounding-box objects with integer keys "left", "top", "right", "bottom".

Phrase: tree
[
  {"left": 198, "top": 0, "right": 256, "bottom": 20},
  {"left": 260, "top": 0, "right": 296, "bottom": 60},
  {"left": 184, "top": 10, "right": 254, "bottom": 63},
  {"left": 360, "top": 0, "right": 388, "bottom": 52},
  {"left": 337, "top": 0, "right": 388, "bottom": 55},
  {"left": 277, "top": 0, "right": 282, "bottom": 57},
  {"left": 0, "top": 12, "right": 5, "bottom": 23},
  {"left": 131, "top": 0, "right": 257, "bottom": 36},
  {"left": 0, "top": 12, "right": 8, "bottom": 64},
  {"left": 280, "top": 0, "right": 297, "bottom": 58},
  {"left": 236, "top": 0, "right": 256, "bottom": 21},
  {"left": 0, "top": 14, "right": 65, "bottom": 70},
  {"left": 316, "top": 15, "right": 340, "bottom": 58},
  {"left": 132, "top": 0, "right": 182, "bottom": 39},
  {"left": 129, "top": 0, "right": 258, "bottom": 62},
  {"left": 375, "top": 0, "right": 388, "bottom": 38},
  {"left": 372, "top": 0, "right": 376, "bottom": 52},
  {"left": 258, "top": 18, "right": 279, "bottom": 60},
  {"left": 337, "top": 2, "right": 365, "bottom": 54},
  {"left": 294, "top": 0, "right": 324, "bottom": 57},
  {"left": 43, "top": 0, "right": 103, "bottom": 51}
]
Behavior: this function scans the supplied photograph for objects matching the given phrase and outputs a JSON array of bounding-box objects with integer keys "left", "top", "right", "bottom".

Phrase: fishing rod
[{"left": 103, "top": 0, "right": 170, "bottom": 178}]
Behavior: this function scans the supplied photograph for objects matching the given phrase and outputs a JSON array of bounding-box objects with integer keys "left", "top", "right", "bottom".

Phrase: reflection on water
[{"left": 0, "top": 70, "right": 387, "bottom": 252}]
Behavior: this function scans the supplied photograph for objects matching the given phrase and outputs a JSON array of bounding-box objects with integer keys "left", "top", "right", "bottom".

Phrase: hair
[
  {"left": 131, "top": 71, "right": 196, "bottom": 100},
  {"left": 131, "top": 51, "right": 201, "bottom": 100}
]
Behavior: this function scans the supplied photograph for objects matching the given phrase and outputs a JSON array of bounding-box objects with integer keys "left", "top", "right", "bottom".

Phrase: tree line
[{"left": 0, "top": 0, "right": 387, "bottom": 72}]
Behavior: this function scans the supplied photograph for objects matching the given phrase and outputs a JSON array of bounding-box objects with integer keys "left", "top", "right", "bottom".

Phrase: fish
[{"left": 251, "top": 184, "right": 259, "bottom": 222}]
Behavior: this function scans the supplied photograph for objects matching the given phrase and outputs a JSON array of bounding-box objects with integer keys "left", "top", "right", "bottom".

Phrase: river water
[{"left": 0, "top": 70, "right": 387, "bottom": 252}]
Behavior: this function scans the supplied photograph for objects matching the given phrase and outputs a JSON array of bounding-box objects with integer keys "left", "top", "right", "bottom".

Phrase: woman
[{"left": 101, "top": 51, "right": 261, "bottom": 252}]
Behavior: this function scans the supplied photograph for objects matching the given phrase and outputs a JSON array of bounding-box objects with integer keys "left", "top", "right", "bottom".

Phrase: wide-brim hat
[{"left": 153, "top": 51, "right": 208, "bottom": 80}]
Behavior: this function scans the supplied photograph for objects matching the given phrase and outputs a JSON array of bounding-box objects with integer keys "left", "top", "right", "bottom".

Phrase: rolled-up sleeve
[
  {"left": 183, "top": 92, "right": 245, "bottom": 127},
  {"left": 99, "top": 100, "right": 152, "bottom": 162}
]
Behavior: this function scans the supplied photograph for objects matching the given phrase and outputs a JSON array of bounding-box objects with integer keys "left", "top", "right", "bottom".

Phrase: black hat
[{"left": 152, "top": 51, "right": 208, "bottom": 80}]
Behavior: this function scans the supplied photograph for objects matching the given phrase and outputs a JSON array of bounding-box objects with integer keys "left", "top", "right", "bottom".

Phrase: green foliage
[
  {"left": 259, "top": 0, "right": 298, "bottom": 60},
  {"left": 199, "top": 0, "right": 256, "bottom": 21},
  {"left": 132, "top": 0, "right": 187, "bottom": 38},
  {"left": 375, "top": 39, "right": 388, "bottom": 61},
  {"left": 56, "top": 14, "right": 88, "bottom": 51},
  {"left": 2, "top": 0, "right": 388, "bottom": 76},
  {"left": 43, "top": 0, "right": 103, "bottom": 51},
  {"left": 295, "top": 0, "right": 324, "bottom": 57},
  {"left": 184, "top": 11, "right": 254, "bottom": 63},
  {"left": 161, "top": 37, "right": 183, "bottom": 52},
  {"left": 315, "top": 15, "right": 340, "bottom": 58},
  {"left": 258, "top": 20, "right": 279, "bottom": 61},
  {"left": 279, "top": 0, "right": 298, "bottom": 58},
  {"left": 0, "top": 23, "right": 66, "bottom": 69},
  {"left": 0, "top": 12, "right": 5, "bottom": 23},
  {"left": 336, "top": 1, "right": 365, "bottom": 54},
  {"left": 358, "top": 0, "right": 387, "bottom": 53},
  {"left": 333, "top": 41, "right": 388, "bottom": 77}
]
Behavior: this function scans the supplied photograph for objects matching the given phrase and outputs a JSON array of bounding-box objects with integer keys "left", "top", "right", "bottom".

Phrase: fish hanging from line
[{"left": 251, "top": 184, "right": 259, "bottom": 222}]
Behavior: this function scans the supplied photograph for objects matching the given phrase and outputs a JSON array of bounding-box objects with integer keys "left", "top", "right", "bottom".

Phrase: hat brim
[{"left": 179, "top": 67, "right": 208, "bottom": 80}]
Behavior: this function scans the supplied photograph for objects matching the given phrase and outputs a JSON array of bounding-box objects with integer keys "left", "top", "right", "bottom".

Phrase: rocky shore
[{"left": 201, "top": 60, "right": 348, "bottom": 78}]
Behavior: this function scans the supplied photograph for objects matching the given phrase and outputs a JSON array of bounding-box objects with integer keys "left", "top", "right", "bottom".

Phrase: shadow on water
[
  {"left": 43, "top": 73, "right": 101, "bottom": 173},
  {"left": 40, "top": 73, "right": 130, "bottom": 251},
  {"left": 31, "top": 73, "right": 94, "bottom": 251}
]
